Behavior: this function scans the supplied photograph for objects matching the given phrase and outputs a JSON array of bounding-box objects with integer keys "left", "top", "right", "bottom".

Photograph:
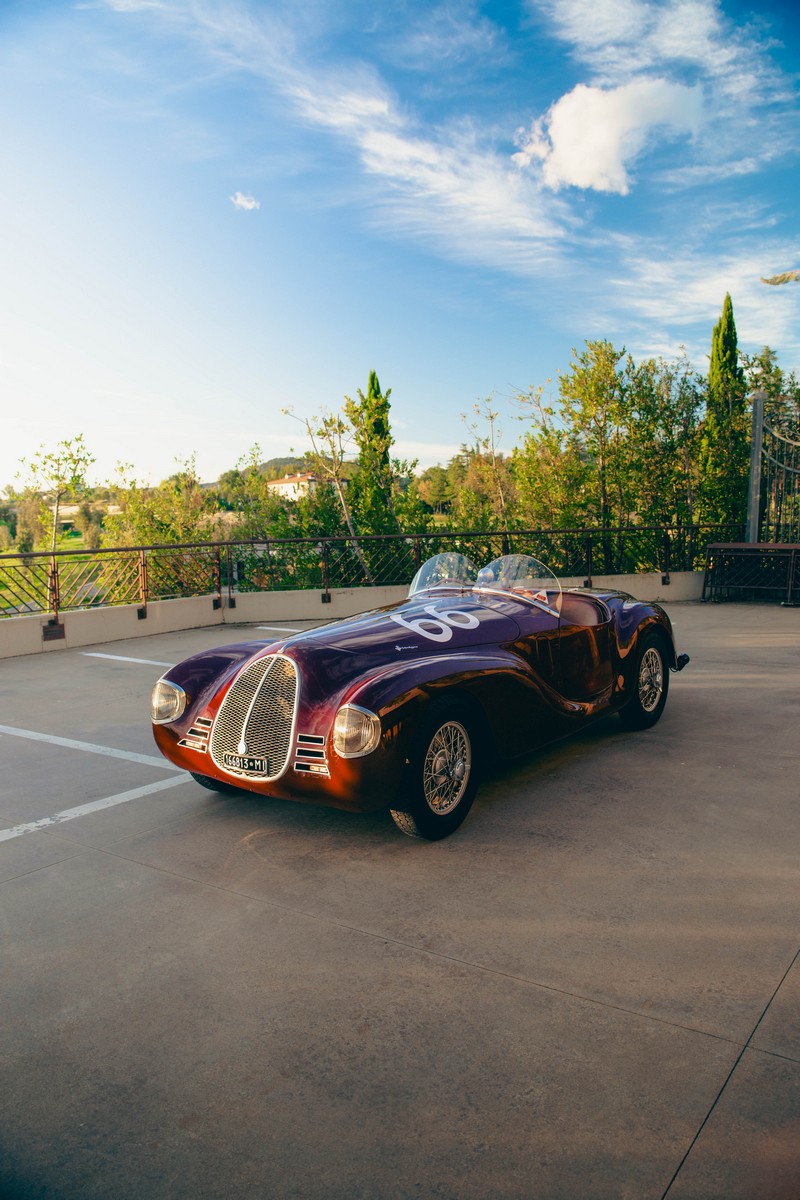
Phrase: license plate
[{"left": 223, "top": 753, "right": 268, "bottom": 773}]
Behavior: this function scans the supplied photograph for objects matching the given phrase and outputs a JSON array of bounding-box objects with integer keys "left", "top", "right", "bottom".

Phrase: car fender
[{"left": 340, "top": 647, "right": 603, "bottom": 762}]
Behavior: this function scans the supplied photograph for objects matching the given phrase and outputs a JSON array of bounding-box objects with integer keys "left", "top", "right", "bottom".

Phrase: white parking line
[
  {"left": 0, "top": 724, "right": 182, "bottom": 771},
  {"left": 0, "top": 776, "right": 189, "bottom": 842},
  {"left": 82, "top": 652, "right": 175, "bottom": 667}
]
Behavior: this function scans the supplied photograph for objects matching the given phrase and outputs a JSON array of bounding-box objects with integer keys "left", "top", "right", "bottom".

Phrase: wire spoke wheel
[
  {"left": 390, "top": 705, "right": 479, "bottom": 840},
  {"left": 638, "top": 647, "right": 664, "bottom": 713},
  {"left": 422, "top": 720, "right": 471, "bottom": 815},
  {"left": 619, "top": 635, "right": 669, "bottom": 730}
]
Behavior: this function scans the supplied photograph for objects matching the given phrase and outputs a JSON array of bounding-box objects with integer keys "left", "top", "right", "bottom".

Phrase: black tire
[
  {"left": 190, "top": 771, "right": 244, "bottom": 795},
  {"left": 390, "top": 703, "right": 479, "bottom": 840},
  {"left": 618, "top": 634, "right": 669, "bottom": 730}
]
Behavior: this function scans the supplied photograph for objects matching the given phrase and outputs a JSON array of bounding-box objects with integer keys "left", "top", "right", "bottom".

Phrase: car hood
[
  {"left": 164, "top": 595, "right": 525, "bottom": 717},
  {"left": 290, "top": 595, "right": 519, "bottom": 653}
]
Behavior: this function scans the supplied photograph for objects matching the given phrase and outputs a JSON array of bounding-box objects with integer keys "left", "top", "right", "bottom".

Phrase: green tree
[
  {"left": 286, "top": 406, "right": 372, "bottom": 582},
  {"left": 19, "top": 434, "right": 95, "bottom": 552},
  {"left": 513, "top": 383, "right": 589, "bottom": 528},
  {"left": 345, "top": 370, "right": 399, "bottom": 535},
  {"left": 743, "top": 347, "right": 800, "bottom": 431},
  {"left": 0, "top": 492, "right": 17, "bottom": 544},
  {"left": 214, "top": 446, "right": 292, "bottom": 541},
  {"left": 6, "top": 487, "right": 46, "bottom": 553},
  {"left": 103, "top": 456, "right": 216, "bottom": 547},
  {"left": 626, "top": 352, "right": 704, "bottom": 526},
  {"left": 557, "top": 341, "right": 634, "bottom": 530},
  {"left": 697, "top": 293, "right": 748, "bottom": 524},
  {"left": 417, "top": 465, "right": 450, "bottom": 514},
  {"left": 74, "top": 500, "right": 104, "bottom": 550},
  {"left": 457, "top": 399, "right": 516, "bottom": 530}
]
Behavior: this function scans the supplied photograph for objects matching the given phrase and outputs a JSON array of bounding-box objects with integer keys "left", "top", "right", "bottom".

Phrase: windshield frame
[{"left": 409, "top": 552, "right": 562, "bottom": 618}]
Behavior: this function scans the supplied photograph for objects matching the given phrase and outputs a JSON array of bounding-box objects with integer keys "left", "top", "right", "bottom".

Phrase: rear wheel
[
  {"left": 618, "top": 635, "right": 669, "bottom": 730},
  {"left": 390, "top": 704, "right": 478, "bottom": 840}
]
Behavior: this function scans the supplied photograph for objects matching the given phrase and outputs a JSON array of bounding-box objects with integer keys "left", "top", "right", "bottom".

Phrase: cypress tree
[
  {"left": 698, "top": 294, "right": 749, "bottom": 526},
  {"left": 345, "top": 370, "right": 399, "bottom": 535}
]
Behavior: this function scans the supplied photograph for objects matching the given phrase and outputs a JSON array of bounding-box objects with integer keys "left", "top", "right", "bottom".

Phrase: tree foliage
[
  {"left": 102, "top": 456, "right": 217, "bottom": 547},
  {"left": 19, "top": 433, "right": 95, "bottom": 552},
  {"left": 345, "top": 370, "right": 399, "bottom": 535},
  {"left": 697, "top": 293, "right": 749, "bottom": 524},
  {"left": 11, "top": 319, "right": 786, "bottom": 559},
  {"left": 211, "top": 446, "right": 292, "bottom": 541},
  {"left": 743, "top": 347, "right": 800, "bottom": 431}
]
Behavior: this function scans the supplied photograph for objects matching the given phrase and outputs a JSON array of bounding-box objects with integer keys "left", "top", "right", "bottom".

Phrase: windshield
[
  {"left": 409, "top": 552, "right": 562, "bottom": 616},
  {"left": 408, "top": 552, "right": 479, "bottom": 594}
]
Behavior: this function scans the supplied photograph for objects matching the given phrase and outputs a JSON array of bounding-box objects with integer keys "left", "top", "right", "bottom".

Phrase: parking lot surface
[{"left": 1, "top": 603, "right": 799, "bottom": 1200}]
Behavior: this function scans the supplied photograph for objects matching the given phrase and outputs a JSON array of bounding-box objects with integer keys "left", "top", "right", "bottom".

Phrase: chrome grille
[{"left": 210, "top": 654, "right": 298, "bottom": 780}]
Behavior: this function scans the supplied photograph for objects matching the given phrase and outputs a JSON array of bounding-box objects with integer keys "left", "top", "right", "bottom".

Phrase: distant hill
[
  {"left": 205, "top": 455, "right": 360, "bottom": 490},
  {"left": 258, "top": 457, "right": 309, "bottom": 480},
  {"left": 203, "top": 457, "right": 308, "bottom": 489}
]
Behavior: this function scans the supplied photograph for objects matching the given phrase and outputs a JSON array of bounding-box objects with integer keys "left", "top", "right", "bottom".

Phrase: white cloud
[
  {"left": 530, "top": 0, "right": 725, "bottom": 80},
  {"left": 102, "top": 0, "right": 797, "bottom": 323},
  {"left": 526, "top": 0, "right": 793, "bottom": 180},
  {"left": 391, "top": 3, "right": 503, "bottom": 69},
  {"left": 603, "top": 237, "right": 800, "bottom": 368},
  {"left": 100, "top": 0, "right": 569, "bottom": 273},
  {"left": 230, "top": 191, "right": 260, "bottom": 210},
  {"left": 515, "top": 79, "right": 703, "bottom": 194}
]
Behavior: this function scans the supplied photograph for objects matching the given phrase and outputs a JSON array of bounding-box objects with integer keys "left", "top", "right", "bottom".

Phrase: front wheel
[
  {"left": 190, "top": 771, "right": 245, "bottom": 795},
  {"left": 618, "top": 635, "right": 669, "bottom": 730},
  {"left": 390, "top": 705, "right": 479, "bottom": 840}
]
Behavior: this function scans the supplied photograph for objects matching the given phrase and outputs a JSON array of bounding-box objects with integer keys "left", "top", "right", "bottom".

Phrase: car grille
[{"left": 210, "top": 654, "right": 298, "bottom": 780}]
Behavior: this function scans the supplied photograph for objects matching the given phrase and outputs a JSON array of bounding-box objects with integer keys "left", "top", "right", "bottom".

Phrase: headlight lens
[
  {"left": 151, "top": 678, "right": 188, "bottom": 725},
  {"left": 333, "top": 705, "right": 381, "bottom": 758}
]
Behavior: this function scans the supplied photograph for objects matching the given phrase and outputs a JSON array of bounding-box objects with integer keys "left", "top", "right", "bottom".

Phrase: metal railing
[
  {"left": 0, "top": 523, "right": 743, "bottom": 621},
  {"left": 703, "top": 542, "right": 800, "bottom": 606}
]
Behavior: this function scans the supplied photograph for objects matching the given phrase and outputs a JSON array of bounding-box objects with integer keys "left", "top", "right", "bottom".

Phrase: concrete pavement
[{"left": 0, "top": 603, "right": 798, "bottom": 1199}]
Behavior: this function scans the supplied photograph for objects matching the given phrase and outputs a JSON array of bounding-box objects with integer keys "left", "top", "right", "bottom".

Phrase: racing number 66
[{"left": 389, "top": 606, "right": 480, "bottom": 643}]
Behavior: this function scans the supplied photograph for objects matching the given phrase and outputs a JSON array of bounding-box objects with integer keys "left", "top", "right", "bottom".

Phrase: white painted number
[{"left": 390, "top": 605, "right": 480, "bottom": 643}]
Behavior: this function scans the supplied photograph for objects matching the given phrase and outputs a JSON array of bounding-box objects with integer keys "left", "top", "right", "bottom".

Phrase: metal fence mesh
[{"left": 0, "top": 523, "right": 744, "bottom": 619}]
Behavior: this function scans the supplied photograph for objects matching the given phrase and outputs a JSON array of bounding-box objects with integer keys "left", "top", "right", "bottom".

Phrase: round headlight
[
  {"left": 151, "top": 678, "right": 188, "bottom": 725},
  {"left": 333, "top": 704, "right": 381, "bottom": 758}
]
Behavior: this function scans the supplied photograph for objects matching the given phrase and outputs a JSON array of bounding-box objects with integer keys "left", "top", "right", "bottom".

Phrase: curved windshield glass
[
  {"left": 475, "top": 554, "right": 561, "bottom": 616},
  {"left": 409, "top": 552, "right": 561, "bottom": 616},
  {"left": 408, "top": 553, "right": 478, "bottom": 596}
]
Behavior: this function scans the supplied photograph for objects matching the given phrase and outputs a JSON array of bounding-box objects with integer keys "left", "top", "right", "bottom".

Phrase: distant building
[{"left": 265, "top": 472, "right": 318, "bottom": 501}]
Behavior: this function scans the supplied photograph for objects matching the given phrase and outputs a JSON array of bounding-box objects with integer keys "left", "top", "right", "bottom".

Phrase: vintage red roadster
[{"left": 151, "top": 553, "right": 689, "bottom": 839}]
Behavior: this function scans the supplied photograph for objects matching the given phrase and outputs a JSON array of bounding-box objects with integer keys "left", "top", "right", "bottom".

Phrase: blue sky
[{"left": 1, "top": 0, "right": 798, "bottom": 490}]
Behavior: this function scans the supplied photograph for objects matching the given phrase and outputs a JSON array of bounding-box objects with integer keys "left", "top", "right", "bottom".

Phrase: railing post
[
  {"left": 213, "top": 546, "right": 222, "bottom": 610},
  {"left": 137, "top": 550, "right": 147, "bottom": 619},
  {"left": 265, "top": 539, "right": 275, "bottom": 590},
  {"left": 747, "top": 389, "right": 766, "bottom": 543},
  {"left": 321, "top": 541, "right": 331, "bottom": 603},
  {"left": 47, "top": 556, "right": 60, "bottom": 619},
  {"left": 582, "top": 537, "right": 594, "bottom": 588},
  {"left": 786, "top": 548, "right": 798, "bottom": 607},
  {"left": 661, "top": 531, "right": 671, "bottom": 585},
  {"left": 226, "top": 544, "right": 236, "bottom": 608}
]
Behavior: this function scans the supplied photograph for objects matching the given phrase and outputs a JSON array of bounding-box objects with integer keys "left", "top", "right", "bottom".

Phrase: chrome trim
[
  {"left": 333, "top": 703, "right": 381, "bottom": 759},
  {"left": 210, "top": 654, "right": 299, "bottom": 782},
  {"left": 151, "top": 678, "right": 188, "bottom": 725}
]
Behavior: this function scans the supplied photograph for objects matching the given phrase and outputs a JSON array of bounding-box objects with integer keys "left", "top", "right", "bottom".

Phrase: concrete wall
[{"left": 0, "top": 573, "right": 704, "bottom": 660}]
